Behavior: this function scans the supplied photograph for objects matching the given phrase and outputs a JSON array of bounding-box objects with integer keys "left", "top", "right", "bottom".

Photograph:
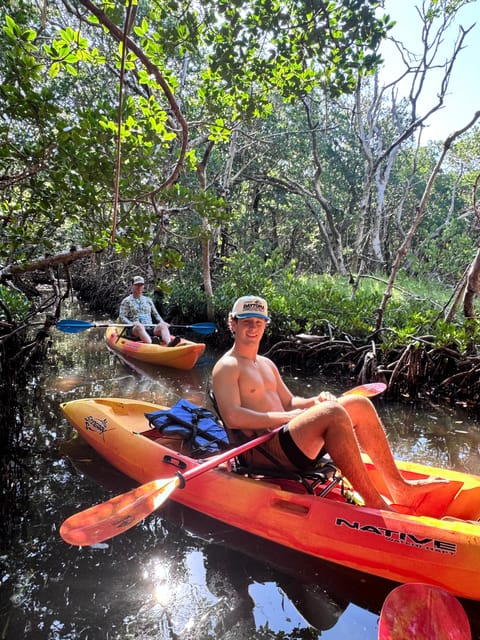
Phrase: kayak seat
[
  {"left": 234, "top": 461, "right": 340, "bottom": 496},
  {"left": 208, "top": 389, "right": 340, "bottom": 497}
]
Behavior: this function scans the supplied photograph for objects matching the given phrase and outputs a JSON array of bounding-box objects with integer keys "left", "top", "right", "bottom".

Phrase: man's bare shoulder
[{"left": 212, "top": 351, "right": 238, "bottom": 374}]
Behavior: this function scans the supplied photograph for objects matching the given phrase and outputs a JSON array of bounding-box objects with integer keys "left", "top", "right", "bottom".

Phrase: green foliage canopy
[{"left": 0, "top": 0, "right": 390, "bottom": 271}]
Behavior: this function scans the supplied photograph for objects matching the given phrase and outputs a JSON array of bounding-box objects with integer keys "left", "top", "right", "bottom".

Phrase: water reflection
[
  {"left": 59, "top": 439, "right": 382, "bottom": 639},
  {"left": 109, "top": 350, "right": 208, "bottom": 407},
  {"left": 61, "top": 436, "right": 376, "bottom": 638},
  {"left": 0, "top": 371, "right": 29, "bottom": 551},
  {"left": 2, "top": 319, "right": 480, "bottom": 639},
  {"left": 381, "top": 400, "right": 480, "bottom": 475}
]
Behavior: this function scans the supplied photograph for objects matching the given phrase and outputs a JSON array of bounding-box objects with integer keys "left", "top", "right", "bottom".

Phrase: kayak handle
[{"left": 163, "top": 455, "right": 188, "bottom": 470}]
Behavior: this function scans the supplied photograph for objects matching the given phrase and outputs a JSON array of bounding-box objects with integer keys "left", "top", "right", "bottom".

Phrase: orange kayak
[
  {"left": 105, "top": 326, "right": 205, "bottom": 369},
  {"left": 61, "top": 396, "right": 480, "bottom": 601}
]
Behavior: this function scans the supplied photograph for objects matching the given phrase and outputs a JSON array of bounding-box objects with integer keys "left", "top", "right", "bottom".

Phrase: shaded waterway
[{"left": 2, "top": 318, "right": 480, "bottom": 639}]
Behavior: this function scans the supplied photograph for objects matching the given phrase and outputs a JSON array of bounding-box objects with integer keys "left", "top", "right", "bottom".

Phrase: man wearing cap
[
  {"left": 212, "top": 295, "right": 447, "bottom": 512},
  {"left": 118, "top": 276, "right": 180, "bottom": 346}
]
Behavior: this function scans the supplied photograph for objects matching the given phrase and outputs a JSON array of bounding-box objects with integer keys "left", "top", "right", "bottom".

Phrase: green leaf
[{"left": 49, "top": 61, "right": 60, "bottom": 78}]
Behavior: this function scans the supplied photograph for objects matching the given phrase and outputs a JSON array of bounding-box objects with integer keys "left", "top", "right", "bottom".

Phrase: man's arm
[
  {"left": 118, "top": 297, "right": 133, "bottom": 324},
  {"left": 212, "top": 358, "right": 302, "bottom": 431}
]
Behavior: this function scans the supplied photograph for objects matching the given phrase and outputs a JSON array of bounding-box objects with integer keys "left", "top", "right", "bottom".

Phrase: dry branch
[{"left": 0, "top": 247, "right": 97, "bottom": 280}]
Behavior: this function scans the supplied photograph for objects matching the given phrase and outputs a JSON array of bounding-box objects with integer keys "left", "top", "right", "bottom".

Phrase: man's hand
[{"left": 315, "top": 391, "right": 337, "bottom": 403}]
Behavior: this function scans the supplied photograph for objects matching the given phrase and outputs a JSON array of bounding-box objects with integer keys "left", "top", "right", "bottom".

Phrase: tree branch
[
  {"left": 0, "top": 247, "right": 98, "bottom": 280},
  {"left": 77, "top": 0, "right": 188, "bottom": 193},
  {"left": 376, "top": 110, "right": 480, "bottom": 330}
]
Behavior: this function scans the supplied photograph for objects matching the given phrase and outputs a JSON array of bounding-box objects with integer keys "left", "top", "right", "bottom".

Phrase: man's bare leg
[
  {"left": 288, "top": 399, "right": 450, "bottom": 511},
  {"left": 153, "top": 322, "right": 172, "bottom": 344},
  {"left": 339, "top": 395, "right": 450, "bottom": 507},
  {"left": 132, "top": 324, "right": 151, "bottom": 343},
  {"left": 288, "top": 403, "right": 392, "bottom": 510}
]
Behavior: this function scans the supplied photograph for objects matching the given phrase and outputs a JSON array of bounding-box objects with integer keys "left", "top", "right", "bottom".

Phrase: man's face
[
  {"left": 132, "top": 283, "right": 144, "bottom": 296},
  {"left": 234, "top": 317, "right": 267, "bottom": 342}
]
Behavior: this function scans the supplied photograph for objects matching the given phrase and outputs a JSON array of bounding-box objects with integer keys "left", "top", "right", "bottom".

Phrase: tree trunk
[
  {"left": 197, "top": 141, "right": 215, "bottom": 320},
  {"left": 464, "top": 249, "right": 480, "bottom": 318}
]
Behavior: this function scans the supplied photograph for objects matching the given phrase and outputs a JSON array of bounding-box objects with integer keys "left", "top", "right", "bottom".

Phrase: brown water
[{"left": 2, "top": 319, "right": 480, "bottom": 639}]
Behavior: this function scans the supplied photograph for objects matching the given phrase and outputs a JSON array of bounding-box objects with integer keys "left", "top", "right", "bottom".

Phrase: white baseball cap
[
  {"left": 132, "top": 276, "right": 145, "bottom": 285},
  {"left": 231, "top": 295, "right": 270, "bottom": 321}
]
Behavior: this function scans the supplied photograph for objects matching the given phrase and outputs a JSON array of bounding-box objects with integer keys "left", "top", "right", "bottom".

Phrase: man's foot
[
  {"left": 390, "top": 477, "right": 449, "bottom": 503},
  {"left": 392, "top": 479, "right": 463, "bottom": 518},
  {"left": 168, "top": 336, "right": 181, "bottom": 347}
]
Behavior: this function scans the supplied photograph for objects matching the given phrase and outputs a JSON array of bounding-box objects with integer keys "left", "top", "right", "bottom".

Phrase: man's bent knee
[{"left": 291, "top": 401, "right": 349, "bottom": 428}]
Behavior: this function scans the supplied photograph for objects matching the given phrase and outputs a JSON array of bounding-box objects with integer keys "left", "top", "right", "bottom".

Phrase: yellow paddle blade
[
  {"left": 60, "top": 476, "right": 181, "bottom": 546},
  {"left": 342, "top": 382, "right": 386, "bottom": 396}
]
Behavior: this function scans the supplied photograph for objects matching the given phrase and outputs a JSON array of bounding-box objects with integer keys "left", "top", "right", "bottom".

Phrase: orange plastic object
[
  {"left": 105, "top": 326, "right": 205, "bottom": 369},
  {"left": 60, "top": 476, "right": 181, "bottom": 546},
  {"left": 378, "top": 583, "right": 471, "bottom": 640},
  {"left": 343, "top": 382, "right": 386, "bottom": 396},
  {"left": 61, "top": 397, "right": 480, "bottom": 600}
]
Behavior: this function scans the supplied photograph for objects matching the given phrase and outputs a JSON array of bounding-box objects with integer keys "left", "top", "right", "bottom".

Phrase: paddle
[
  {"left": 59, "top": 382, "right": 386, "bottom": 546},
  {"left": 378, "top": 582, "right": 471, "bottom": 640},
  {"left": 56, "top": 319, "right": 217, "bottom": 335}
]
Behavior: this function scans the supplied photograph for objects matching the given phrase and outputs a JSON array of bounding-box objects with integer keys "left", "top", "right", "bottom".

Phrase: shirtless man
[{"left": 212, "top": 295, "right": 448, "bottom": 512}]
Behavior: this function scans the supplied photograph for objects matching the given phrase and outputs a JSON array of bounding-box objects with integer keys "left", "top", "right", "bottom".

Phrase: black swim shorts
[{"left": 278, "top": 425, "right": 327, "bottom": 470}]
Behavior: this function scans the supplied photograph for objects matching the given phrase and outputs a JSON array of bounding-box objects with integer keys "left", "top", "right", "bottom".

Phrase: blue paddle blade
[
  {"left": 56, "top": 319, "right": 97, "bottom": 333},
  {"left": 182, "top": 323, "right": 216, "bottom": 335}
]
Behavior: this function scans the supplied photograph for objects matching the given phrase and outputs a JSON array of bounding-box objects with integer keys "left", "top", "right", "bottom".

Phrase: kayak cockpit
[{"left": 139, "top": 423, "right": 356, "bottom": 503}]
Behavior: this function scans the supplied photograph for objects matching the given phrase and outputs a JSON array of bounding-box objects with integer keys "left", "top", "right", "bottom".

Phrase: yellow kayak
[
  {"left": 105, "top": 326, "right": 205, "bottom": 369},
  {"left": 61, "top": 396, "right": 480, "bottom": 601}
]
